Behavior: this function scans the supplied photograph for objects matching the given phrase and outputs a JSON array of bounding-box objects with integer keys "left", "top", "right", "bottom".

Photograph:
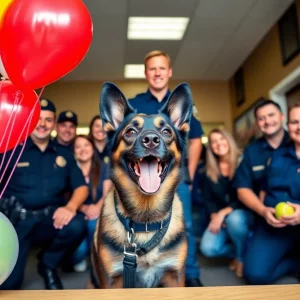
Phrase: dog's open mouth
[{"left": 128, "top": 156, "right": 169, "bottom": 194}]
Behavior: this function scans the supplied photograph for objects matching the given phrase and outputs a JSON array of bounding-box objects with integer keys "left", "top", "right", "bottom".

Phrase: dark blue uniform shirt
[
  {"left": 233, "top": 131, "right": 290, "bottom": 195},
  {"left": 52, "top": 137, "right": 74, "bottom": 154},
  {"left": 84, "top": 161, "right": 110, "bottom": 205},
  {"left": 97, "top": 144, "right": 110, "bottom": 163},
  {"left": 263, "top": 143, "right": 300, "bottom": 207},
  {"left": 202, "top": 174, "right": 242, "bottom": 216},
  {"left": 1, "top": 138, "right": 86, "bottom": 209},
  {"left": 129, "top": 89, "right": 204, "bottom": 139}
]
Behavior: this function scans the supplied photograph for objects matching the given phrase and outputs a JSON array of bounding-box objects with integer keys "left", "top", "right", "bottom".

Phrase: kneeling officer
[{"left": 0, "top": 99, "right": 88, "bottom": 290}]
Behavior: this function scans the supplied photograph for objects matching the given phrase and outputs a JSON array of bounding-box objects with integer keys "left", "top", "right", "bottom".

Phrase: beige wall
[
  {"left": 42, "top": 80, "right": 232, "bottom": 133},
  {"left": 231, "top": 0, "right": 300, "bottom": 119}
]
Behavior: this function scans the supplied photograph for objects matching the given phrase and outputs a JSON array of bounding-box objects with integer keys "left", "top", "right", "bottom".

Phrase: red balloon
[
  {"left": 0, "top": 0, "right": 93, "bottom": 89},
  {"left": 0, "top": 81, "right": 40, "bottom": 153}
]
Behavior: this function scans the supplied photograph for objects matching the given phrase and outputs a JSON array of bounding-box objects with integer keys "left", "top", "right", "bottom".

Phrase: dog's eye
[
  {"left": 125, "top": 128, "right": 137, "bottom": 137},
  {"left": 162, "top": 128, "right": 172, "bottom": 137}
]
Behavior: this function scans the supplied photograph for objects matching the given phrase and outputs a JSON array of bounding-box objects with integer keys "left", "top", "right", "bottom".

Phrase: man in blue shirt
[
  {"left": 54, "top": 110, "right": 78, "bottom": 153},
  {"left": 129, "top": 50, "right": 204, "bottom": 287},
  {"left": 0, "top": 99, "right": 88, "bottom": 290},
  {"left": 233, "top": 99, "right": 290, "bottom": 279},
  {"left": 234, "top": 99, "right": 289, "bottom": 225},
  {"left": 241, "top": 103, "right": 300, "bottom": 284}
]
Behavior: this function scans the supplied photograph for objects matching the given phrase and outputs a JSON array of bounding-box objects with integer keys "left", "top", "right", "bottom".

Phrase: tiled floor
[{"left": 20, "top": 249, "right": 298, "bottom": 290}]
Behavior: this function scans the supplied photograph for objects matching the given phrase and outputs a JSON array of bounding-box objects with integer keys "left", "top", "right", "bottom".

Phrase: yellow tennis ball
[{"left": 275, "top": 202, "right": 295, "bottom": 219}]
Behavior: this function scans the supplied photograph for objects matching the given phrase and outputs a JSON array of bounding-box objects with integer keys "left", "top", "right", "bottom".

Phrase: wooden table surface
[{"left": 1, "top": 285, "right": 300, "bottom": 300}]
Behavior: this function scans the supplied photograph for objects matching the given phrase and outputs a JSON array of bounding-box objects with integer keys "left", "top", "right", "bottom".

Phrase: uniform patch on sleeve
[
  {"left": 17, "top": 162, "right": 30, "bottom": 167},
  {"left": 252, "top": 165, "right": 265, "bottom": 171}
]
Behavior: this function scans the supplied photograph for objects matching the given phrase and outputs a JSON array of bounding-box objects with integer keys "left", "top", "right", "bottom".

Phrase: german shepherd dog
[{"left": 91, "top": 82, "right": 193, "bottom": 288}]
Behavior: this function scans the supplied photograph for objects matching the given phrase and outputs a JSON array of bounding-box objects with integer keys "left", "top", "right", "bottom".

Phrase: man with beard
[
  {"left": 0, "top": 99, "right": 88, "bottom": 290},
  {"left": 233, "top": 99, "right": 290, "bottom": 278}
]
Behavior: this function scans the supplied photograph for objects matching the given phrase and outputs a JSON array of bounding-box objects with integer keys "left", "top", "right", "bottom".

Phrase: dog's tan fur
[{"left": 91, "top": 82, "right": 193, "bottom": 289}]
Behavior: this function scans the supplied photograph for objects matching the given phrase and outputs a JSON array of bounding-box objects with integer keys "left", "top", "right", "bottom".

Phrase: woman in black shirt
[{"left": 199, "top": 129, "right": 253, "bottom": 278}]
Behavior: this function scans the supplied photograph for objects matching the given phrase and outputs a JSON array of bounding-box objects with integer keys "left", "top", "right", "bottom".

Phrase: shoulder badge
[{"left": 56, "top": 156, "right": 67, "bottom": 167}]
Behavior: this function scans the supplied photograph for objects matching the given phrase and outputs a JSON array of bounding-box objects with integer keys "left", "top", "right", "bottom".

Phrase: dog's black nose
[{"left": 141, "top": 132, "right": 160, "bottom": 149}]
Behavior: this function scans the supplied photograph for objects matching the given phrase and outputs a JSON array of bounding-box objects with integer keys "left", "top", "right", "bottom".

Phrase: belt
[{"left": 19, "top": 206, "right": 56, "bottom": 220}]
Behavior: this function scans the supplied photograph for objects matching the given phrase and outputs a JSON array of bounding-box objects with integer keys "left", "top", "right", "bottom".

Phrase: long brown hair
[
  {"left": 206, "top": 128, "right": 240, "bottom": 183},
  {"left": 74, "top": 134, "right": 101, "bottom": 202},
  {"left": 88, "top": 115, "right": 101, "bottom": 142}
]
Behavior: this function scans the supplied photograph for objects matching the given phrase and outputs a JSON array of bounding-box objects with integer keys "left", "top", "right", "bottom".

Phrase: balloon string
[
  {"left": 0, "top": 87, "right": 45, "bottom": 199},
  {"left": 0, "top": 90, "right": 23, "bottom": 149},
  {"left": 0, "top": 91, "right": 25, "bottom": 175}
]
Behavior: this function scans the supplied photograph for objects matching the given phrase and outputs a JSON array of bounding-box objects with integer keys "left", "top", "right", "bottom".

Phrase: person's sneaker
[{"left": 73, "top": 259, "right": 88, "bottom": 272}]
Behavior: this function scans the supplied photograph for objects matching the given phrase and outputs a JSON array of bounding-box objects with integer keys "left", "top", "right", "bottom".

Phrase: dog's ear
[
  {"left": 159, "top": 83, "right": 193, "bottom": 132},
  {"left": 100, "top": 82, "right": 136, "bottom": 132}
]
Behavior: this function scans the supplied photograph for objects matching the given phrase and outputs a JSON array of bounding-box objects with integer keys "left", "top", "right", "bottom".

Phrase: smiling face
[
  {"left": 209, "top": 132, "right": 230, "bottom": 158},
  {"left": 256, "top": 104, "right": 284, "bottom": 137},
  {"left": 74, "top": 136, "right": 94, "bottom": 163},
  {"left": 100, "top": 82, "right": 192, "bottom": 216},
  {"left": 144, "top": 55, "right": 172, "bottom": 93},
  {"left": 112, "top": 115, "right": 180, "bottom": 195},
  {"left": 288, "top": 106, "right": 300, "bottom": 146},
  {"left": 31, "top": 110, "right": 55, "bottom": 141},
  {"left": 91, "top": 118, "right": 106, "bottom": 142},
  {"left": 56, "top": 121, "right": 76, "bottom": 145}
]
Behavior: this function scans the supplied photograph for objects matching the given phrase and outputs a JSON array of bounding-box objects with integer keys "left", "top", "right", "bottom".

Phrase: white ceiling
[{"left": 63, "top": 0, "right": 294, "bottom": 81}]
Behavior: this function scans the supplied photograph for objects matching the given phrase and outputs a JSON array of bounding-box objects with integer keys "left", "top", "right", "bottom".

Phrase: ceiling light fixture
[
  {"left": 124, "top": 64, "right": 145, "bottom": 78},
  {"left": 127, "top": 17, "right": 189, "bottom": 40}
]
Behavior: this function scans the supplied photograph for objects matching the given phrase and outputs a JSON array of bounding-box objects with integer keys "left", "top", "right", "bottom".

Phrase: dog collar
[{"left": 114, "top": 194, "right": 172, "bottom": 233}]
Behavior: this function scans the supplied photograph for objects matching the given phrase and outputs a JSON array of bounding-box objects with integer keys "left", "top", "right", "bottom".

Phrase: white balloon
[{"left": 0, "top": 56, "right": 9, "bottom": 79}]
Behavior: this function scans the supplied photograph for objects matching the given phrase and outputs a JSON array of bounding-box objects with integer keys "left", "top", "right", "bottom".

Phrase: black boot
[
  {"left": 38, "top": 263, "right": 64, "bottom": 290},
  {"left": 185, "top": 278, "right": 204, "bottom": 287}
]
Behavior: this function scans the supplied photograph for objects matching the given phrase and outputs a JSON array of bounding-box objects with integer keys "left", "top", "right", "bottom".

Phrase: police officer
[
  {"left": 0, "top": 99, "right": 88, "bottom": 290},
  {"left": 55, "top": 110, "right": 78, "bottom": 153},
  {"left": 242, "top": 103, "right": 300, "bottom": 284},
  {"left": 233, "top": 99, "right": 289, "bottom": 222},
  {"left": 128, "top": 50, "right": 204, "bottom": 287}
]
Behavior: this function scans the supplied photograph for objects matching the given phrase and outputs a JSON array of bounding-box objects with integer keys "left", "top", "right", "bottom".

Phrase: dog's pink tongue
[{"left": 138, "top": 159, "right": 161, "bottom": 193}]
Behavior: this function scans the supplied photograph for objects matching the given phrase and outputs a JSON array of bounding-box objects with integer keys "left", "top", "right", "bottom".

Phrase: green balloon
[{"left": 0, "top": 212, "right": 19, "bottom": 286}]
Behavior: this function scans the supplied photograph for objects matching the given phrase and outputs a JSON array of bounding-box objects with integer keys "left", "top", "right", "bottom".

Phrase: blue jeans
[
  {"left": 72, "top": 218, "right": 98, "bottom": 264},
  {"left": 244, "top": 221, "right": 300, "bottom": 285},
  {"left": 177, "top": 181, "right": 200, "bottom": 280},
  {"left": 200, "top": 209, "right": 253, "bottom": 262}
]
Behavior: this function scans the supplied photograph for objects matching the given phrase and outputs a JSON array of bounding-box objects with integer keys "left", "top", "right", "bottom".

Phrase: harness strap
[
  {"left": 114, "top": 194, "right": 170, "bottom": 233},
  {"left": 123, "top": 252, "right": 137, "bottom": 288},
  {"left": 136, "top": 210, "right": 172, "bottom": 256},
  {"left": 114, "top": 193, "right": 172, "bottom": 288}
]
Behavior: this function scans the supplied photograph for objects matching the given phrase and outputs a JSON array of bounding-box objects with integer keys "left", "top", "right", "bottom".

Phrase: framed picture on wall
[
  {"left": 233, "top": 98, "right": 263, "bottom": 149},
  {"left": 278, "top": 3, "right": 300, "bottom": 66},
  {"left": 234, "top": 67, "right": 245, "bottom": 107}
]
